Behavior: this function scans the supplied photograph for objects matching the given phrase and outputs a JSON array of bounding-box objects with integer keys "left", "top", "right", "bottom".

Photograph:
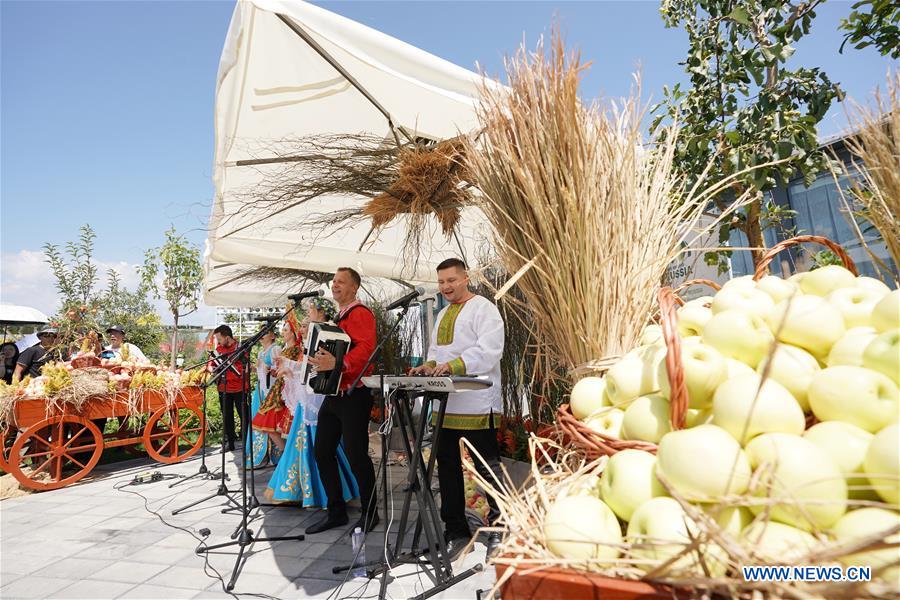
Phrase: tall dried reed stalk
[
  {"left": 842, "top": 71, "right": 900, "bottom": 278},
  {"left": 465, "top": 33, "right": 748, "bottom": 378}
]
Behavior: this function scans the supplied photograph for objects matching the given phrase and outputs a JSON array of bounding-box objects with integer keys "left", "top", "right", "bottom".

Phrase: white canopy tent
[{"left": 205, "top": 0, "right": 497, "bottom": 307}]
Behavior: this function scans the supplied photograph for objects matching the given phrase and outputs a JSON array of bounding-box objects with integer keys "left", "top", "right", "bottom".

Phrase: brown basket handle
[
  {"left": 658, "top": 287, "right": 688, "bottom": 431},
  {"left": 753, "top": 235, "right": 857, "bottom": 280},
  {"left": 672, "top": 278, "right": 722, "bottom": 306}
]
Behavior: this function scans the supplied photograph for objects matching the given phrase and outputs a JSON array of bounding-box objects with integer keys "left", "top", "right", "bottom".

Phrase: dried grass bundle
[
  {"left": 842, "top": 71, "right": 900, "bottom": 276},
  {"left": 464, "top": 435, "right": 899, "bottom": 599},
  {"left": 363, "top": 138, "right": 469, "bottom": 237},
  {"left": 232, "top": 133, "right": 473, "bottom": 266},
  {"left": 465, "top": 33, "right": 746, "bottom": 378},
  {"left": 44, "top": 368, "right": 109, "bottom": 418}
]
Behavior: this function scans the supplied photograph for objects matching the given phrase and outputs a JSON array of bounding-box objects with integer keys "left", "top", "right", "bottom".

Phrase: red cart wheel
[
  {"left": 143, "top": 405, "right": 204, "bottom": 464},
  {"left": 8, "top": 416, "right": 103, "bottom": 491},
  {"left": 0, "top": 427, "right": 16, "bottom": 473}
]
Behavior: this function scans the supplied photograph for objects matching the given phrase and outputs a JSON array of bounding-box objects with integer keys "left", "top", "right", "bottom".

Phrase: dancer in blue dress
[
  {"left": 245, "top": 328, "right": 281, "bottom": 468},
  {"left": 265, "top": 298, "right": 358, "bottom": 506}
]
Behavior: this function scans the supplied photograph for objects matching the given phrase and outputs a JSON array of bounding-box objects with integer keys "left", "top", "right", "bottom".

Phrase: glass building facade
[{"left": 728, "top": 137, "right": 898, "bottom": 285}]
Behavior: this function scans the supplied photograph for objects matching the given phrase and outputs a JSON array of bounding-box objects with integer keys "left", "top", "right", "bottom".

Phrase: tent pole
[{"left": 276, "top": 14, "right": 413, "bottom": 147}]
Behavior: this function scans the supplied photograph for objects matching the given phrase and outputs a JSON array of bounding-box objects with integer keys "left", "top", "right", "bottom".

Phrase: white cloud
[{"left": 1, "top": 249, "right": 218, "bottom": 327}]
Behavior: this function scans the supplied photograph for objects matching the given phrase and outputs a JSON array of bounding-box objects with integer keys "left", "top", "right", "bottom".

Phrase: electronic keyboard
[{"left": 360, "top": 375, "right": 492, "bottom": 393}]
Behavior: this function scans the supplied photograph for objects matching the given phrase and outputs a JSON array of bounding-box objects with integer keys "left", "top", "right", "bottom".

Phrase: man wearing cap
[
  {"left": 13, "top": 327, "right": 64, "bottom": 382},
  {"left": 104, "top": 325, "right": 148, "bottom": 363}
]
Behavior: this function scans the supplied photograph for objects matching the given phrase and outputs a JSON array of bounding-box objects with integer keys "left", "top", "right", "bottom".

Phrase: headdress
[
  {"left": 283, "top": 303, "right": 303, "bottom": 337},
  {"left": 307, "top": 296, "right": 338, "bottom": 322}
]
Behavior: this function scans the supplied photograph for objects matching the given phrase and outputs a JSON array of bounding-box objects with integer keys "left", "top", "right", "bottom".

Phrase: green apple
[
  {"left": 864, "top": 423, "right": 900, "bottom": 507},
  {"left": 570, "top": 376, "right": 609, "bottom": 420},
  {"left": 726, "top": 358, "right": 756, "bottom": 378},
  {"left": 626, "top": 496, "right": 727, "bottom": 576},
  {"left": 745, "top": 433, "right": 847, "bottom": 530},
  {"left": 827, "top": 327, "right": 878, "bottom": 367},
  {"left": 800, "top": 265, "right": 858, "bottom": 297},
  {"left": 605, "top": 345, "right": 664, "bottom": 408},
  {"left": 658, "top": 342, "right": 728, "bottom": 409},
  {"left": 808, "top": 366, "right": 899, "bottom": 433},
  {"left": 757, "top": 343, "right": 820, "bottom": 411},
  {"left": 712, "top": 373, "right": 806, "bottom": 444},
  {"left": 826, "top": 286, "right": 883, "bottom": 329},
  {"left": 685, "top": 407, "right": 713, "bottom": 428},
  {"left": 767, "top": 295, "right": 846, "bottom": 359},
  {"left": 863, "top": 329, "right": 900, "bottom": 386},
  {"left": 757, "top": 275, "right": 800, "bottom": 304},
  {"left": 639, "top": 324, "right": 664, "bottom": 346},
  {"left": 712, "top": 286, "right": 775, "bottom": 320},
  {"left": 622, "top": 395, "right": 671, "bottom": 443},
  {"left": 599, "top": 449, "right": 667, "bottom": 521},
  {"left": 585, "top": 408, "right": 625, "bottom": 439},
  {"left": 741, "top": 521, "right": 819, "bottom": 563},
  {"left": 721, "top": 275, "right": 757, "bottom": 291},
  {"left": 677, "top": 302, "right": 713, "bottom": 337},
  {"left": 543, "top": 495, "right": 622, "bottom": 560},
  {"left": 856, "top": 276, "right": 892, "bottom": 297},
  {"left": 656, "top": 424, "right": 752, "bottom": 501},
  {"left": 831, "top": 508, "right": 900, "bottom": 582},
  {"left": 804, "top": 421, "right": 876, "bottom": 501},
  {"left": 788, "top": 271, "right": 806, "bottom": 287},
  {"left": 703, "top": 309, "right": 775, "bottom": 368},
  {"left": 871, "top": 290, "right": 900, "bottom": 333},
  {"left": 702, "top": 504, "right": 753, "bottom": 536}
]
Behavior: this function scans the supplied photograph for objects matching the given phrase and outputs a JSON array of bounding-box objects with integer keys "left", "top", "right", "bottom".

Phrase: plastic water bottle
[{"left": 351, "top": 526, "right": 366, "bottom": 577}]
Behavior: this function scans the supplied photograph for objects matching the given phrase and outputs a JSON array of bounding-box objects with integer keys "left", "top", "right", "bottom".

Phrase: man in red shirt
[
  {"left": 210, "top": 325, "right": 249, "bottom": 451},
  {"left": 306, "top": 267, "right": 379, "bottom": 534}
]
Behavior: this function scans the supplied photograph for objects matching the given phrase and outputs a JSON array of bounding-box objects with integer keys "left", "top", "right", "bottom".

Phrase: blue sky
[{"left": 1, "top": 0, "right": 894, "bottom": 324}]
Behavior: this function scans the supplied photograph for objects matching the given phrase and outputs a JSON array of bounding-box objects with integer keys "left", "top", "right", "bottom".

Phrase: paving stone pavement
[{"left": 0, "top": 439, "right": 498, "bottom": 599}]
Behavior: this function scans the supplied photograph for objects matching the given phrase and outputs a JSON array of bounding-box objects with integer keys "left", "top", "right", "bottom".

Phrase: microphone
[
  {"left": 288, "top": 290, "right": 325, "bottom": 302},
  {"left": 385, "top": 287, "right": 425, "bottom": 311}
]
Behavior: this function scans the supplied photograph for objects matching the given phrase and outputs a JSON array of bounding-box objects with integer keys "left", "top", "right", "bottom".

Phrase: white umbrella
[
  {"left": 205, "top": 0, "right": 496, "bottom": 301},
  {"left": 0, "top": 304, "right": 49, "bottom": 326}
]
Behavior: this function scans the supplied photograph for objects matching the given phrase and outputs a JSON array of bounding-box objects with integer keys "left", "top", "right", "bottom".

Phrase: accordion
[{"left": 300, "top": 322, "right": 351, "bottom": 396}]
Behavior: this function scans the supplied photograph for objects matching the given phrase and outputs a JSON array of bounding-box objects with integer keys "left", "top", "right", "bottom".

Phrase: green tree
[
  {"left": 44, "top": 225, "right": 163, "bottom": 357},
  {"left": 840, "top": 0, "right": 900, "bottom": 59},
  {"left": 653, "top": 0, "right": 841, "bottom": 271},
  {"left": 140, "top": 228, "right": 204, "bottom": 370}
]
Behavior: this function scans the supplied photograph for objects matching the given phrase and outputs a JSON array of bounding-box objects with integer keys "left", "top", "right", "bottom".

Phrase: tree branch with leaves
[
  {"left": 140, "top": 228, "right": 204, "bottom": 370},
  {"left": 653, "top": 0, "right": 841, "bottom": 273}
]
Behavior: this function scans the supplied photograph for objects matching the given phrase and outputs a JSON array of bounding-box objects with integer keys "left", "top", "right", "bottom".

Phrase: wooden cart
[{"left": 0, "top": 386, "right": 205, "bottom": 491}]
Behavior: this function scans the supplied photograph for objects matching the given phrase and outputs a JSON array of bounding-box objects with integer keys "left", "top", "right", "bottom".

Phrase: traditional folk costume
[
  {"left": 245, "top": 343, "right": 282, "bottom": 468},
  {"left": 265, "top": 349, "right": 359, "bottom": 505},
  {"left": 253, "top": 306, "right": 305, "bottom": 436},
  {"left": 426, "top": 294, "right": 504, "bottom": 541}
]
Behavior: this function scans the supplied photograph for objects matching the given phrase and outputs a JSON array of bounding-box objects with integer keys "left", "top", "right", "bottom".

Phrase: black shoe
[
  {"left": 305, "top": 512, "right": 349, "bottom": 535},
  {"left": 445, "top": 536, "right": 473, "bottom": 561},
  {"left": 353, "top": 511, "right": 380, "bottom": 534},
  {"left": 485, "top": 532, "right": 502, "bottom": 558}
]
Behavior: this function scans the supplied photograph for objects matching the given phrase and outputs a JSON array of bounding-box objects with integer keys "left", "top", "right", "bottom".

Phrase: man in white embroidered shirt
[{"left": 410, "top": 258, "right": 504, "bottom": 560}]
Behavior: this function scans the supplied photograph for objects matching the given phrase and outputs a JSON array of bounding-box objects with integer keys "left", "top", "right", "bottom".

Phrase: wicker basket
[
  {"left": 672, "top": 278, "right": 721, "bottom": 306},
  {"left": 753, "top": 234, "right": 858, "bottom": 279},
  {"left": 70, "top": 355, "right": 101, "bottom": 369},
  {"left": 556, "top": 287, "right": 689, "bottom": 459}
]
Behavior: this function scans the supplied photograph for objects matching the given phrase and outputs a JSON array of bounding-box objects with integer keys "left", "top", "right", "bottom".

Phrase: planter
[{"left": 495, "top": 563, "right": 683, "bottom": 600}]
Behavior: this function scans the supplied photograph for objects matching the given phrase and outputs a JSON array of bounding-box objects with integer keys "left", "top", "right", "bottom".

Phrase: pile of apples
[{"left": 547, "top": 266, "right": 899, "bottom": 582}]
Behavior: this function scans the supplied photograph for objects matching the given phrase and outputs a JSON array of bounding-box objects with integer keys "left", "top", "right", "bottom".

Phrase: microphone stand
[
  {"left": 169, "top": 353, "right": 234, "bottom": 489},
  {"left": 195, "top": 304, "right": 306, "bottom": 591}
]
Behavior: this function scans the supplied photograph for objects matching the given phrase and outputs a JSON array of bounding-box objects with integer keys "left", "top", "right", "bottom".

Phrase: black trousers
[
  {"left": 219, "top": 391, "right": 248, "bottom": 445},
  {"left": 315, "top": 386, "right": 377, "bottom": 518},
  {"left": 436, "top": 421, "right": 502, "bottom": 540}
]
